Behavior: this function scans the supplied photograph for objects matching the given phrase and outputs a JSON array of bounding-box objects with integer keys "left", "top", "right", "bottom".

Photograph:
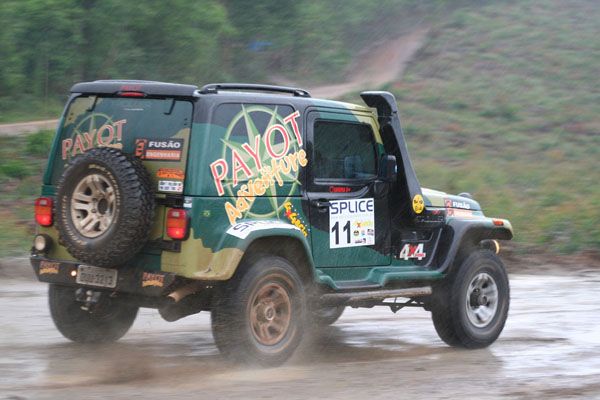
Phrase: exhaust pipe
[{"left": 159, "top": 282, "right": 207, "bottom": 322}]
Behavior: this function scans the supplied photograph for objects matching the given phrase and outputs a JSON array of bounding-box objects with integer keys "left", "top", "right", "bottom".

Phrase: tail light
[
  {"left": 166, "top": 208, "right": 188, "bottom": 240},
  {"left": 34, "top": 197, "right": 53, "bottom": 226}
]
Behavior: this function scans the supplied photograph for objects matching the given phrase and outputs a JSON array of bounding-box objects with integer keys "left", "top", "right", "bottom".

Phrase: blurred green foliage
[
  {"left": 0, "top": 132, "right": 51, "bottom": 257},
  {"left": 0, "top": 0, "right": 445, "bottom": 121}
]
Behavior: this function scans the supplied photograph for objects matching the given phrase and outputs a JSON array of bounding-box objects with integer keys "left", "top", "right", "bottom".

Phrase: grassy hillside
[{"left": 385, "top": 0, "right": 599, "bottom": 253}]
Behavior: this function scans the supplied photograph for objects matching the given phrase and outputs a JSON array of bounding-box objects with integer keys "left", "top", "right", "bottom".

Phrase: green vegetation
[
  {"left": 0, "top": 0, "right": 437, "bottom": 121},
  {"left": 0, "top": 130, "right": 53, "bottom": 257},
  {"left": 385, "top": 0, "right": 600, "bottom": 253}
]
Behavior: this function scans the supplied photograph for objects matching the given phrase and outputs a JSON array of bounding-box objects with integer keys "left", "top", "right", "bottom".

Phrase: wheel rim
[
  {"left": 465, "top": 272, "right": 499, "bottom": 328},
  {"left": 70, "top": 173, "right": 117, "bottom": 238},
  {"left": 250, "top": 282, "right": 292, "bottom": 346}
]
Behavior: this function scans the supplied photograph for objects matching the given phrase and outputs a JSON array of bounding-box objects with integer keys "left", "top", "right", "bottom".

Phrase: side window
[{"left": 313, "top": 120, "right": 377, "bottom": 180}]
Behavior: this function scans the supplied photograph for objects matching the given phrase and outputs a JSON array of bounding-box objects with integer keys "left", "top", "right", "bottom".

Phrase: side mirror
[{"left": 379, "top": 154, "right": 397, "bottom": 182}]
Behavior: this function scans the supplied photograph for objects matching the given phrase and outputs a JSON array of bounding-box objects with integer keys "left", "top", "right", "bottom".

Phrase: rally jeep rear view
[{"left": 31, "top": 81, "right": 513, "bottom": 365}]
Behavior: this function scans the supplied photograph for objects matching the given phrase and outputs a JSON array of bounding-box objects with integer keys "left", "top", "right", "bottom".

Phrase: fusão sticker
[
  {"left": 329, "top": 198, "right": 375, "bottom": 248},
  {"left": 135, "top": 138, "right": 184, "bottom": 161}
]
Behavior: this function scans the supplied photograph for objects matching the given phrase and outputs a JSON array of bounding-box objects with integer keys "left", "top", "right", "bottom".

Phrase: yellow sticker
[{"left": 412, "top": 194, "right": 425, "bottom": 214}]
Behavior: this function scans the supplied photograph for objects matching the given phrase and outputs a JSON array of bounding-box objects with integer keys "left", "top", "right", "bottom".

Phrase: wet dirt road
[{"left": 1, "top": 272, "right": 600, "bottom": 400}]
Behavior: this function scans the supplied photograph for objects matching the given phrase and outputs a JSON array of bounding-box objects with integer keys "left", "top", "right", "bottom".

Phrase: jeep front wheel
[
  {"left": 430, "top": 249, "right": 509, "bottom": 348},
  {"left": 211, "top": 255, "right": 305, "bottom": 366}
]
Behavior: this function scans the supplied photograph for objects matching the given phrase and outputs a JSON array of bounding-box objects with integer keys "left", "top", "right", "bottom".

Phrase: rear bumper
[{"left": 30, "top": 255, "right": 177, "bottom": 297}]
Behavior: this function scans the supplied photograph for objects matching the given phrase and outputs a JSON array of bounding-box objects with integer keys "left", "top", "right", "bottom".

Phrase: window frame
[{"left": 307, "top": 112, "right": 380, "bottom": 190}]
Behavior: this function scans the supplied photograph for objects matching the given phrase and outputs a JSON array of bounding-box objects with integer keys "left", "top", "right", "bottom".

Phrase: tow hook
[{"left": 75, "top": 288, "right": 102, "bottom": 311}]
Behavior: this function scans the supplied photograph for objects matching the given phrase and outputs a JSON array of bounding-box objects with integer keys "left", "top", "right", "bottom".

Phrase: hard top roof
[
  {"left": 70, "top": 80, "right": 198, "bottom": 97},
  {"left": 70, "top": 80, "right": 371, "bottom": 111}
]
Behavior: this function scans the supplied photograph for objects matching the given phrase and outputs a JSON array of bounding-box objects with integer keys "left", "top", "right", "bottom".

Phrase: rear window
[{"left": 51, "top": 96, "right": 192, "bottom": 183}]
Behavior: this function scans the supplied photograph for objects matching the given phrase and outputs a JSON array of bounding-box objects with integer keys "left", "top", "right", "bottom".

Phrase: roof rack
[{"left": 199, "top": 83, "right": 311, "bottom": 98}]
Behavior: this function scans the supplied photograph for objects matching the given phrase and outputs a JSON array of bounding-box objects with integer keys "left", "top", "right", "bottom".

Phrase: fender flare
[
  {"left": 435, "top": 218, "right": 513, "bottom": 275},
  {"left": 218, "top": 219, "right": 315, "bottom": 281}
]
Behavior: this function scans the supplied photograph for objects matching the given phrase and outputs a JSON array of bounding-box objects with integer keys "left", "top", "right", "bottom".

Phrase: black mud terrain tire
[
  {"left": 55, "top": 147, "right": 154, "bottom": 268},
  {"left": 49, "top": 284, "right": 138, "bottom": 343},
  {"left": 430, "top": 249, "right": 509, "bottom": 348},
  {"left": 211, "top": 255, "right": 305, "bottom": 366}
]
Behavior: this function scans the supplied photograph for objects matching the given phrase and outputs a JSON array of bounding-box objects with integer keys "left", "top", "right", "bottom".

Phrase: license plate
[{"left": 76, "top": 265, "right": 118, "bottom": 288}]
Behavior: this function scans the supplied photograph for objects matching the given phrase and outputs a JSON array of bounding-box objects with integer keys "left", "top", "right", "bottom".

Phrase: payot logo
[
  {"left": 210, "top": 106, "right": 308, "bottom": 224},
  {"left": 62, "top": 114, "right": 126, "bottom": 160}
]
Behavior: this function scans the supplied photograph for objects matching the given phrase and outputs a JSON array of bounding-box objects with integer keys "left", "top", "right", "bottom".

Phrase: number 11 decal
[{"left": 331, "top": 220, "right": 351, "bottom": 246}]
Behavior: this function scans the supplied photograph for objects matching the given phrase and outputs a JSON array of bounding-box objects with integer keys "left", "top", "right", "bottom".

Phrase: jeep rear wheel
[
  {"left": 211, "top": 255, "right": 305, "bottom": 366},
  {"left": 49, "top": 284, "right": 138, "bottom": 343},
  {"left": 56, "top": 147, "right": 154, "bottom": 268},
  {"left": 430, "top": 249, "right": 509, "bottom": 348}
]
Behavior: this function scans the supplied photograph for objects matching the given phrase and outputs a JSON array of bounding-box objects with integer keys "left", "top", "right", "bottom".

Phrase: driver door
[{"left": 306, "top": 111, "right": 391, "bottom": 268}]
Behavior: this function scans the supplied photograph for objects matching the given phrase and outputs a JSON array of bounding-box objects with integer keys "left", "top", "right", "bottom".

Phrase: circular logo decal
[{"left": 412, "top": 194, "right": 425, "bottom": 214}]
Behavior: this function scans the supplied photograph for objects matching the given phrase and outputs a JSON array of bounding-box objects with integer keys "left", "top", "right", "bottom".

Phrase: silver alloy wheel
[
  {"left": 465, "top": 272, "right": 498, "bottom": 328},
  {"left": 70, "top": 174, "right": 117, "bottom": 238}
]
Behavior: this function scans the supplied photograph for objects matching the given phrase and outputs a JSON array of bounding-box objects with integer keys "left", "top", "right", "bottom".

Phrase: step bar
[{"left": 320, "top": 286, "right": 432, "bottom": 305}]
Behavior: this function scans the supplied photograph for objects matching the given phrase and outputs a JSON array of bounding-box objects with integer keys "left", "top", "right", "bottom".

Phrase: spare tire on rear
[{"left": 56, "top": 147, "right": 155, "bottom": 268}]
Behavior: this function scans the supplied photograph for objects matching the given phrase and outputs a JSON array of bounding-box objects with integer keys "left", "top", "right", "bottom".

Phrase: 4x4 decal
[{"left": 209, "top": 106, "right": 307, "bottom": 224}]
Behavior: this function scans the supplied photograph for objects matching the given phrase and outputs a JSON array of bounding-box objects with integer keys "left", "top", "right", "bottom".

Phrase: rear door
[
  {"left": 49, "top": 95, "right": 193, "bottom": 249},
  {"left": 306, "top": 110, "right": 391, "bottom": 268}
]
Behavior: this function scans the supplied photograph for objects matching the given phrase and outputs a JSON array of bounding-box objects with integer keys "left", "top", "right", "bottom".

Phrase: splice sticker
[
  {"left": 135, "top": 138, "right": 183, "bottom": 161},
  {"left": 158, "top": 180, "right": 183, "bottom": 193},
  {"left": 329, "top": 198, "right": 375, "bottom": 248},
  {"left": 398, "top": 243, "right": 426, "bottom": 260}
]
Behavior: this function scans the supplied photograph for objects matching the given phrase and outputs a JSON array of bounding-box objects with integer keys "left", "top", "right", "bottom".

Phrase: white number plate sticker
[
  {"left": 329, "top": 198, "right": 375, "bottom": 248},
  {"left": 76, "top": 265, "right": 118, "bottom": 288}
]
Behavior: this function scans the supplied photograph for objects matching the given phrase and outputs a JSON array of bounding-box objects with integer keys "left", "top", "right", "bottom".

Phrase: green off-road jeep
[{"left": 31, "top": 81, "right": 513, "bottom": 365}]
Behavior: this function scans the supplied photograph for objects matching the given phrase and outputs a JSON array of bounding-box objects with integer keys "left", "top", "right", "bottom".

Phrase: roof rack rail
[{"left": 199, "top": 83, "right": 311, "bottom": 98}]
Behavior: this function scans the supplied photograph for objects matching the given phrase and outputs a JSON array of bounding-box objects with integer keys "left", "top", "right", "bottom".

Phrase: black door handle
[{"left": 311, "top": 199, "right": 331, "bottom": 211}]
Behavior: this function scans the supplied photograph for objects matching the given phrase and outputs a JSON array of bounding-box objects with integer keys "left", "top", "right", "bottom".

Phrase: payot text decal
[{"left": 210, "top": 107, "right": 307, "bottom": 224}]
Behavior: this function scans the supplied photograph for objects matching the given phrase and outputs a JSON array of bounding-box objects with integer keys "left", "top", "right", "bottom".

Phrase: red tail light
[
  {"left": 35, "top": 197, "right": 53, "bottom": 226},
  {"left": 166, "top": 208, "right": 188, "bottom": 240}
]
